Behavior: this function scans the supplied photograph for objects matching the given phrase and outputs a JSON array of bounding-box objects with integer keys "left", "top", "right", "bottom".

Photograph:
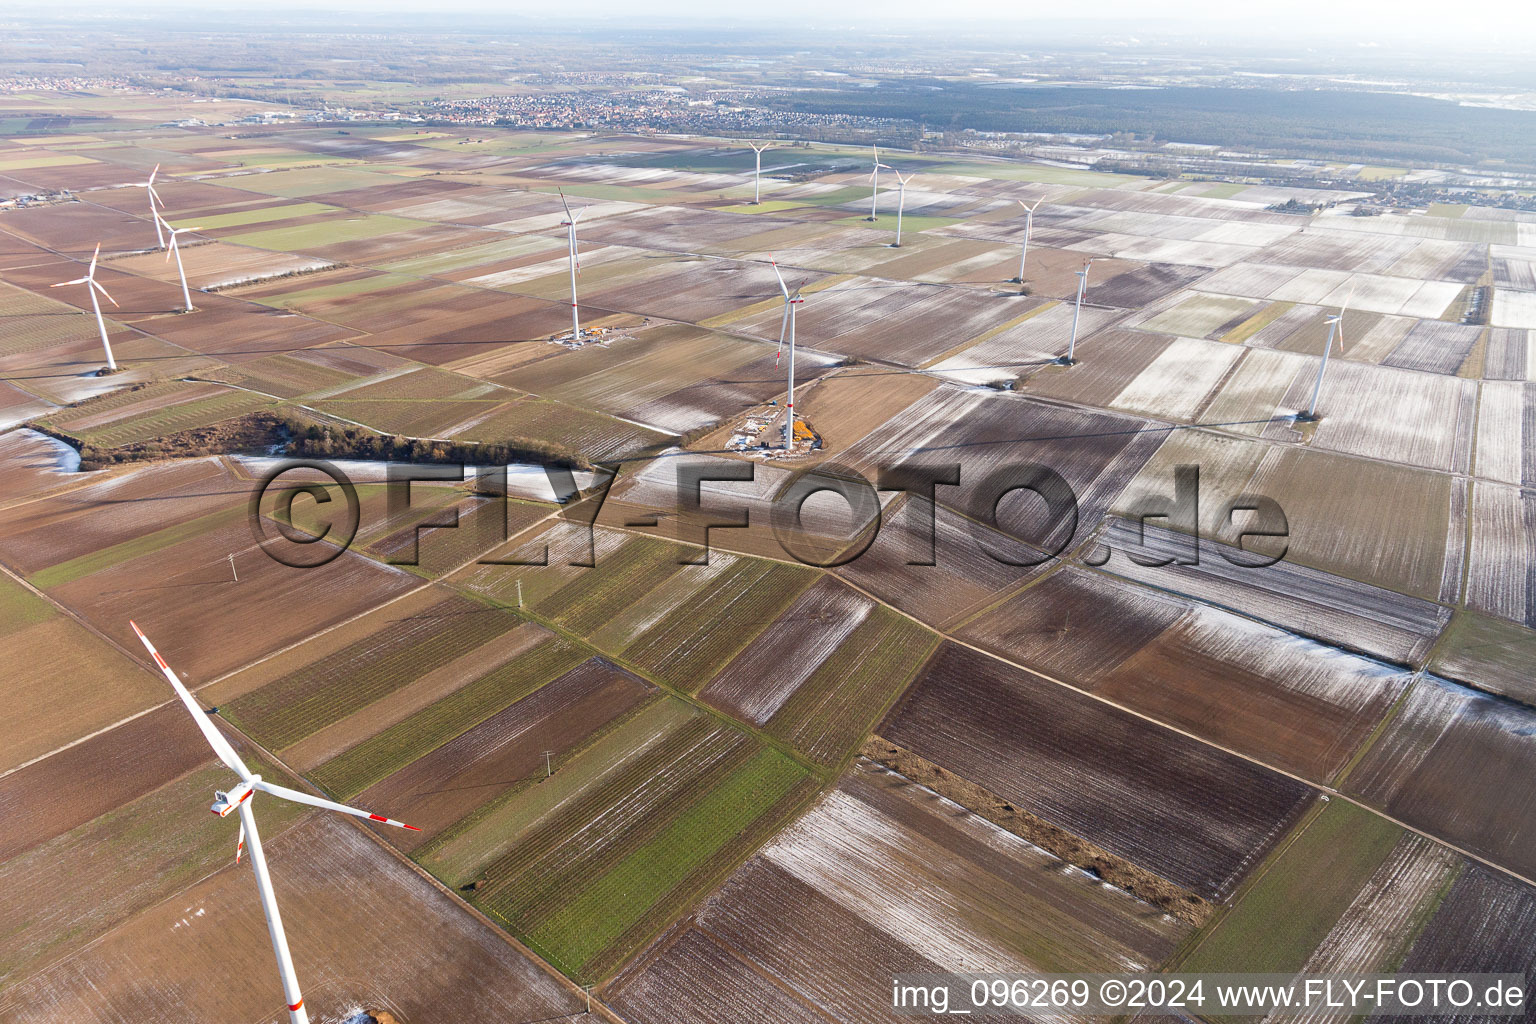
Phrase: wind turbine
[
  {"left": 52, "top": 243, "right": 119, "bottom": 371},
  {"left": 1060, "top": 257, "right": 1098, "bottom": 366},
  {"left": 1012, "top": 198, "right": 1043, "bottom": 288},
  {"left": 131, "top": 621, "right": 418, "bottom": 1024},
  {"left": 557, "top": 188, "right": 586, "bottom": 340},
  {"left": 132, "top": 164, "right": 166, "bottom": 248},
  {"left": 749, "top": 141, "right": 772, "bottom": 204},
  {"left": 159, "top": 215, "right": 201, "bottom": 313},
  {"left": 866, "top": 145, "right": 882, "bottom": 221},
  {"left": 885, "top": 166, "right": 914, "bottom": 247},
  {"left": 769, "top": 258, "right": 805, "bottom": 450},
  {"left": 1298, "top": 287, "right": 1354, "bottom": 421}
]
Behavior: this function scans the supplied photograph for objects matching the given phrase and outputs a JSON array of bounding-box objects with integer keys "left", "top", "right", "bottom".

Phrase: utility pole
[{"left": 543, "top": 750, "right": 554, "bottom": 778}]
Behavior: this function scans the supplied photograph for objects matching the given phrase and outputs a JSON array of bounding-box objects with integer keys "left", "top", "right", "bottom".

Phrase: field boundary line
[{"left": 1330, "top": 671, "right": 1425, "bottom": 791}]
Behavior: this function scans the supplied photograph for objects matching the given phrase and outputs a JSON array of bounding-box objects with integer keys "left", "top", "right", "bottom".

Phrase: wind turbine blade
[
  {"left": 53, "top": 278, "right": 89, "bottom": 287},
  {"left": 147, "top": 184, "right": 163, "bottom": 207},
  {"left": 1338, "top": 281, "right": 1357, "bottom": 317},
  {"left": 251, "top": 779, "right": 420, "bottom": 831},
  {"left": 148, "top": 164, "right": 158, "bottom": 186},
  {"left": 776, "top": 301, "right": 790, "bottom": 363},
  {"left": 88, "top": 243, "right": 100, "bottom": 277},
  {"left": 130, "top": 620, "right": 252, "bottom": 782},
  {"left": 768, "top": 257, "right": 789, "bottom": 299},
  {"left": 557, "top": 187, "right": 573, "bottom": 218},
  {"left": 165, "top": 236, "right": 176, "bottom": 260},
  {"left": 92, "top": 280, "right": 119, "bottom": 307},
  {"left": 235, "top": 819, "right": 246, "bottom": 865}
]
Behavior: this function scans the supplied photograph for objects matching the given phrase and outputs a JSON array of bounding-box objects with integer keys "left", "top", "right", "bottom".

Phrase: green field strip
[
  {"left": 583, "top": 772, "right": 821, "bottom": 982},
  {"left": 35, "top": 380, "right": 188, "bottom": 428},
  {"left": 717, "top": 200, "right": 809, "bottom": 214},
  {"left": 765, "top": 604, "right": 942, "bottom": 766},
  {"left": 474, "top": 720, "right": 750, "bottom": 925},
  {"left": 227, "top": 213, "right": 425, "bottom": 251},
  {"left": 27, "top": 502, "right": 248, "bottom": 591},
  {"left": 1179, "top": 798, "right": 1403, "bottom": 977},
  {"left": 223, "top": 601, "right": 521, "bottom": 749},
  {"left": 255, "top": 271, "right": 414, "bottom": 309},
  {"left": 0, "top": 152, "right": 97, "bottom": 171},
  {"left": 308, "top": 635, "right": 586, "bottom": 800},
  {"left": 70, "top": 391, "right": 277, "bottom": 449},
  {"left": 545, "top": 545, "right": 691, "bottom": 638},
  {"left": 621, "top": 559, "right": 820, "bottom": 693},
  {"left": 417, "top": 696, "right": 700, "bottom": 886},
  {"left": 181, "top": 201, "right": 339, "bottom": 231},
  {"left": 1427, "top": 203, "right": 1469, "bottom": 219},
  {"left": 835, "top": 213, "right": 963, "bottom": 234},
  {"left": 0, "top": 573, "right": 56, "bottom": 638},
  {"left": 1220, "top": 300, "right": 1295, "bottom": 345},
  {"left": 522, "top": 746, "right": 810, "bottom": 979},
  {"left": 379, "top": 235, "right": 562, "bottom": 276}
]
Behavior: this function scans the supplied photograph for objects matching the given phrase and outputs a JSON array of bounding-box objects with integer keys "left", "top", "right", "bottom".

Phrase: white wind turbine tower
[
  {"left": 885, "top": 166, "right": 914, "bottom": 247},
  {"left": 749, "top": 141, "right": 772, "bottom": 204},
  {"left": 1298, "top": 286, "right": 1354, "bottom": 421},
  {"left": 866, "top": 145, "right": 883, "bottom": 221},
  {"left": 769, "top": 258, "right": 805, "bottom": 450},
  {"left": 132, "top": 164, "right": 166, "bottom": 248},
  {"left": 558, "top": 188, "right": 586, "bottom": 340},
  {"left": 131, "top": 621, "right": 419, "bottom": 1024},
  {"left": 159, "top": 215, "right": 201, "bottom": 312},
  {"left": 1012, "top": 198, "right": 1043, "bottom": 288},
  {"left": 1060, "top": 257, "right": 1098, "bottom": 365},
  {"left": 52, "top": 243, "right": 119, "bottom": 371}
]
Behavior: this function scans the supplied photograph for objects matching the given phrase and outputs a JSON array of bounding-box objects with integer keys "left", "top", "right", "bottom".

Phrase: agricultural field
[
  {"left": 1243, "top": 446, "right": 1461, "bottom": 601},
  {"left": 699, "top": 577, "right": 939, "bottom": 765},
  {"left": 450, "top": 700, "right": 817, "bottom": 982},
  {"left": 0, "top": 572, "right": 167, "bottom": 773},
  {"left": 1429, "top": 610, "right": 1536, "bottom": 707},
  {"left": 1465, "top": 481, "right": 1536, "bottom": 627},
  {"left": 956, "top": 564, "right": 1413, "bottom": 781},
  {"left": 356, "top": 655, "right": 655, "bottom": 847},
  {"left": 0, "top": 814, "right": 588, "bottom": 1024},
  {"left": 3, "top": 99, "right": 1536, "bottom": 1024},
  {"left": 1178, "top": 799, "right": 1444, "bottom": 980},
  {"left": 840, "top": 384, "right": 1166, "bottom": 553},
  {"left": 223, "top": 593, "right": 522, "bottom": 751},
  {"left": 1343, "top": 673, "right": 1536, "bottom": 881},
  {"left": 880, "top": 641, "right": 1315, "bottom": 901},
  {"left": 608, "top": 760, "right": 1193, "bottom": 1024},
  {"left": 1092, "top": 518, "right": 1452, "bottom": 666},
  {"left": 724, "top": 275, "right": 1027, "bottom": 367}
]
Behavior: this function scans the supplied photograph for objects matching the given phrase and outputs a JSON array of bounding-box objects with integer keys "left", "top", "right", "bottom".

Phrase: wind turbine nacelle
[{"left": 212, "top": 779, "right": 256, "bottom": 817}]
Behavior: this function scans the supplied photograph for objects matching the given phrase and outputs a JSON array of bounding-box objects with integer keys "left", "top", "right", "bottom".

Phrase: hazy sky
[{"left": 41, "top": 0, "right": 1536, "bottom": 47}]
